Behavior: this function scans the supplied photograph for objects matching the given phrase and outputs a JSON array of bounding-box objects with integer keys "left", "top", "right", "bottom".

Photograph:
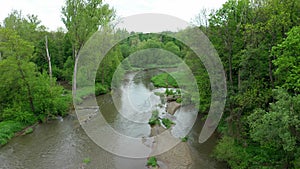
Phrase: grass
[
  {"left": 147, "top": 156, "right": 158, "bottom": 167},
  {"left": 0, "top": 121, "right": 25, "bottom": 146},
  {"left": 161, "top": 118, "right": 175, "bottom": 129}
]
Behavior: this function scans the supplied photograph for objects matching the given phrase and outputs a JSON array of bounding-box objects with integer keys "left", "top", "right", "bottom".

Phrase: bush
[
  {"left": 213, "top": 136, "right": 250, "bottom": 169},
  {"left": 181, "top": 136, "right": 188, "bottom": 142},
  {"left": 165, "top": 88, "right": 175, "bottom": 96},
  {"left": 2, "top": 106, "right": 37, "bottom": 125},
  {"left": 176, "top": 97, "right": 182, "bottom": 103},
  {"left": 83, "top": 157, "right": 91, "bottom": 164},
  {"left": 95, "top": 83, "right": 108, "bottom": 95},
  {"left": 147, "top": 157, "right": 158, "bottom": 167},
  {"left": 161, "top": 118, "right": 175, "bottom": 129},
  {"left": 148, "top": 110, "right": 160, "bottom": 126},
  {"left": 151, "top": 73, "right": 178, "bottom": 88},
  {"left": 32, "top": 73, "right": 71, "bottom": 118}
]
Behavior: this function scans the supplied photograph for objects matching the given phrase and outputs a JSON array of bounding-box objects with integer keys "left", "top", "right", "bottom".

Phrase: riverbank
[
  {"left": 0, "top": 82, "right": 72, "bottom": 147},
  {"left": 0, "top": 70, "right": 226, "bottom": 169},
  {"left": 0, "top": 121, "right": 25, "bottom": 146}
]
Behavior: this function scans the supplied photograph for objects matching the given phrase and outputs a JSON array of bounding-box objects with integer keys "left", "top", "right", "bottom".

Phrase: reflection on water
[{"left": 0, "top": 70, "right": 225, "bottom": 169}]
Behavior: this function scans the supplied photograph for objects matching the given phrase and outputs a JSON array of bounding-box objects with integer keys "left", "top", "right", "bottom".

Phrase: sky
[{"left": 0, "top": 0, "right": 228, "bottom": 31}]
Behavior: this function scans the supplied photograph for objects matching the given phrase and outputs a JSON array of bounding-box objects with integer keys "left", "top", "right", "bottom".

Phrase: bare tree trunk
[
  {"left": 73, "top": 54, "right": 79, "bottom": 97},
  {"left": 45, "top": 36, "right": 52, "bottom": 84}
]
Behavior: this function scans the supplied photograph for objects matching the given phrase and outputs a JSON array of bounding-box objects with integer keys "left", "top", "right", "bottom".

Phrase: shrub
[
  {"left": 165, "top": 88, "right": 175, "bottom": 96},
  {"left": 151, "top": 73, "right": 178, "bottom": 88},
  {"left": 148, "top": 110, "right": 160, "bottom": 126},
  {"left": 181, "top": 136, "right": 188, "bottom": 142},
  {"left": 147, "top": 157, "right": 158, "bottom": 167},
  {"left": 176, "top": 97, "right": 182, "bottom": 103},
  {"left": 83, "top": 157, "right": 91, "bottom": 164},
  {"left": 2, "top": 106, "right": 37, "bottom": 125},
  {"left": 95, "top": 83, "right": 108, "bottom": 95},
  {"left": 161, "top": 118, "right": 175, "bottom": 129}
]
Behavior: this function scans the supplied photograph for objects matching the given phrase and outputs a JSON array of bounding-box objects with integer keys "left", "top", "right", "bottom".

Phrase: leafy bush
[
  {"left": 176, "top": 97, "right": 182, "bottom": 103},
  {"left": 151, "top": 73, "right": 178, "bottom": 88},
  {"left": 83, "top": 157, "right": 91, "bottom": 164},
  {"left": 181, "top": 136, "right": 188, "bottom": 142},
  {"left": 148, "top": 110, "right": 160, "bottom": 126},
  {"left": 95, "top": 83, "right": 108, "bottom": 95},
  {"left": 161, "top": 118, "right": 175, "bottom": 129},
  {"left": 176, "top": 89, "right": 181, "bottom": 95},
  {"left": 213, "top": 136, "right": 250, "bottom": 169},
  {"left": 165, "top": 88, "right": 175, "bottom": 96},
  {"left": 33, "top": 74, "right": 71, "bottom": 117},
  {"left": 147, "top": 157, "right": 158, "bottom": 167},
  {"left": 2, "top": 106, "right": 37, "bottom": 125}
]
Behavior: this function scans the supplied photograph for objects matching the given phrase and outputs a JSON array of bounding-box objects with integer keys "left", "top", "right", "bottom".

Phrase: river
[{"left": 0, "top": 70, "right": 226, "bottom": 169}]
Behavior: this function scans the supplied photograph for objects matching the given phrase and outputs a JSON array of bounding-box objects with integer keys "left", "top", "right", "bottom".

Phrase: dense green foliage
[
  {"left": 0, "top": 121, "right": 24, "bottom": 146},
  {"left": 0, "top": 0, "right": 299, "bottom": 168},
  {"left": 0, "top": 7, "right": 74, "bottom": 144},
  {"left": 272, "top": 26, "right": 300, "bottom": 93},
  {"left": 0, "top": 27, "right": 70, "bottom": 123},
  {"left": 202, "top": 0, "right": 300, "bottom": 168},
  {"left": 151, "top": 73, "right": 179, "bottom": 88}
]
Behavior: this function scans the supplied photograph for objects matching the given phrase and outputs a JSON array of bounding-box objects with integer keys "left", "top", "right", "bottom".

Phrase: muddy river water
[{"left": 0, "top": 70, "right": 226, "bottom": 169}]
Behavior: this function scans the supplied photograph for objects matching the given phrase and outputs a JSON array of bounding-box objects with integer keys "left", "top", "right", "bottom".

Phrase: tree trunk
[
  {"left": 229, "top": 45, "right": 234, "bottom": 87},
  {"left": 238, "top": 68, "right": 241, "bottom": 91},
  {"left": 73, "top": 54, "right": 79, "bottom": 97},
  {"left": 45, "top": 36, "right": 52, "bottom": 84}
]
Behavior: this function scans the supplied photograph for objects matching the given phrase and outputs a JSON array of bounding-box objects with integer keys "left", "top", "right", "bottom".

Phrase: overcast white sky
[{"left": 0, "top": 0, "right": 227, "bottom": 31}]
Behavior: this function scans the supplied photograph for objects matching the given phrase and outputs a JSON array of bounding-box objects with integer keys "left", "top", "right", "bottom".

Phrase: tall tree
[
  {"left": 272, "top": 26, "right": 300, "bottom": 94},
  {"left": 0, "top": 28, "right": 70, "bottom": 122},
  {"left": 61, "top": 0, "right": 114, "bottom": 93}
]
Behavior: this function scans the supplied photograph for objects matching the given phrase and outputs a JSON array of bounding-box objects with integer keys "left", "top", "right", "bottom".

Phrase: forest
[{"left": 0, "top": 0, "right": 299, "bottom": 168}]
